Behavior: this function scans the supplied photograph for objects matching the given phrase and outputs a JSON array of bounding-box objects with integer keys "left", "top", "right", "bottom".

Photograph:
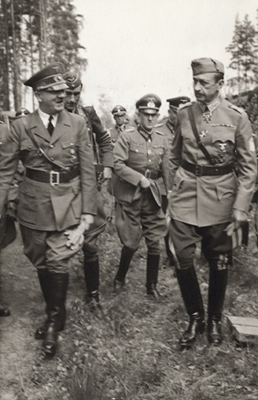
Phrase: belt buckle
[
  {"left": 195, "top": 165, "right": 202, "bottom": 176},
  {"left": 50, "top": 170, "right": 60, "bottom": 186},
  {"left": 145, "top": 169, "right": 151, "bottom": 179}
]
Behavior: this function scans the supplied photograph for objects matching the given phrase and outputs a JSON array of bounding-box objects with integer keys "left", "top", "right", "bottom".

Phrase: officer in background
[
  {"left": 15, "top": 107, "right": 31, "bottom": 119},
  {"left": 63, "top": 71, "right": 113, "bottom": 310},
  {"left": 109, "top": 105, "right": 134, "bottom": 146},
  {"left": 0, "top": 63, "right": 98, "bottom": 358},
  {"left": 157, "top": 96, "right": 190, "bottom": 267},
  {"left": 113, "top": 94, "right": 169, "bottom": 299},
  {"left": 168, "top": 58, "right": 257, "bottom": 347}
]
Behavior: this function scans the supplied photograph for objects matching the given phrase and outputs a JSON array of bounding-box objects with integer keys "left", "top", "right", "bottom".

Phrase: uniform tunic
[
  {"left": 0, "top": 110, "right": 98, "bottom": 271},
  {"left": 169, "top": 97, "right": 257, "bottom": 227},
  {"left": 113, "top": 126, "right": 169, "bottom": 251}
]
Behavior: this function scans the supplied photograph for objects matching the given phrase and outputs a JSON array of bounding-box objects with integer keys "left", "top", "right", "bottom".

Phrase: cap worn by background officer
[
  {"left": 112, "top": 105, "right": 127, "bottom": 117},
  {"left": 191, "top": 58, "right": 224, "bottom": 76},
  {"left": 24, "top": 62, "right": 68, "bottom": 92},
  {"left": 166, "top": 96, "right": 191, "bottom": 111},
  {"left": 15, "top": 108, "right": 30, "bottom": 118},
  {"left": 63, "top": 72, "right": 82, "bottom": 89},
  {"left": 136, "top": 94, "right": 162, "bottom": 114}
]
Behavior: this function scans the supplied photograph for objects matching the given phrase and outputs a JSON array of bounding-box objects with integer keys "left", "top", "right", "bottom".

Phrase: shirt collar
[
  {"left": 38, "top": 108, "right": 58, "bottom": 128},
  {"left": 199, "top": 94, "right": 222, "bottom": 113}
]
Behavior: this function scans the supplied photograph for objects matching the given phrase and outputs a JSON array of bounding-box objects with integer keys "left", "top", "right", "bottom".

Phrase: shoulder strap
[
  {"left": 23, "top": 117, "right": 68, "bottom": 171},
  {"left": 187, "top": 106, "right": 215, "bottom": 165}
]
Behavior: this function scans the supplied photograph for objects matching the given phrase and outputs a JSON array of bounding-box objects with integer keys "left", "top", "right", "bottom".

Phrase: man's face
[
  {"left": 64, "top": 85, "right": 82, "bottom": 112},
  {"left": 115, "top": 114, "right": 126, "bottom": 126},
  {"left": 138, "top": 111, "right": 159, "bottom": 131},
  {"left": 168, "top": 107, "right": 178, "bottom": 126},
  {"left": 36, "top": 89, "right": 66, "bottom": 115},
  {"left": 193, "top": 73, "right": 223, "bottom": 104}
]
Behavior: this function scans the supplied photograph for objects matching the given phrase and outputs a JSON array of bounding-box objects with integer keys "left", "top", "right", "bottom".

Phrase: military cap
[
  {"left": 15, "top": 107, "right": 30, "bottom": 118},
  {"left": 63, "top": 71, "right": 82, "bottom": 89},
  {"left": 112, "top": 105, "right": 127, "bottom": 117},
  {"left": 136, "top": 94, "right": 161, "bottom": 114},
  {"left": 24, "top": 62, "right": 67, "bottom": 91},
  {"left": 191, "top": 58, "right": 224, "bottom": 76},
  {"left": 166, "top": 96, "right": 190, "bottom": 109}
]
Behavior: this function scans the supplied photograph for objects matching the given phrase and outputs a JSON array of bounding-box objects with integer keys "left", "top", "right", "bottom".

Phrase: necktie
[{"left": 47, "top": 115, "right": 54, "bottom": 136}]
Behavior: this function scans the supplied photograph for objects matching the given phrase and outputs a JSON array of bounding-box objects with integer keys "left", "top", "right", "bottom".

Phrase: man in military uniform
[
  {"left": 63, "top": 72, "right": 113, "bottom": 310},
  {"left": 0, "top": 63, "right": 98, "bottom": 358},
  {"left": 113, "top": 94, "right": 169, "bottom": 298},
  {"left": 168, "top": 58, "right": 257, "bottom": 347},
  {"left": 109, "top": 105, "right": 134, "bottom": 146},
  {"left": 157, "top": 96, "right": 190, "bottom": 267}
]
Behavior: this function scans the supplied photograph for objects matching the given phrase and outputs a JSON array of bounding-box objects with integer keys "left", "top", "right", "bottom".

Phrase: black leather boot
[
  {"left": 83, "top": 257, "right": 101, "bottom": 312},
  {"left": 146, "top": 254, "right": 160, "bottom": 299},
  {"left": 208, "top": 262, "right": 228, "bottom": 346},
  {"left": 176, "top": 266, "right": 205, "bottom": 347},
  {"left": 0, "top": 303, "right": 10, "bottom": 317},
  {"left": 43, "top": 272, "right": 69, "bottom": 358},
  {"left": 35, "top": 269, "right": 50, "bottom": 340},
  {"left": 114, "top": 246, "right": 134, "bottom": 294}
]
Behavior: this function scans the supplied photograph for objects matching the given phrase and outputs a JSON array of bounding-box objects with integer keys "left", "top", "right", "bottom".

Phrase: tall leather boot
[
  {"left": 35, "top": 269, "right": 50, "bottom": 339},
  {"left": 208, "top": 262, "right": 228, "bottom": 346},
  {"left": 176, "top": 266, "right": 205, "bottom": 347},
  {"left": 83, "top": 257, "right": 101, "bottom": 312},
  {"left": 114, "top": 246, "right": 134, "bottom": 294},
  {"left": 146, "top": 253, "right": 160, "bottom": 299},
  {"left": 42, "top": 272, "right": 69, "bottom": 358}
]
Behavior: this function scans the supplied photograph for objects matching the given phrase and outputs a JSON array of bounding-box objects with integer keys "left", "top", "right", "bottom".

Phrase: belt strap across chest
[
  {"left": 26, "top": 167, "right": 79, "bottom": 185},
  {"left": 181, "top": 160, "right": 234, "bottom": 176}
]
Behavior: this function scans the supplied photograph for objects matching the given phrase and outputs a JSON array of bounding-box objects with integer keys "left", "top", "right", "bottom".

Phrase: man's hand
[
  {"left": 139, "top": 176, "right": 151, "bottom": 189},
  {"left": 224, "top": 209, "right": 247, "bottom": 236},
  {"left": 103, "top": 167, "right": 112, "bottom": 180},
  {"left": 65, "top": 214, "right": 94, "bottom": 251}
]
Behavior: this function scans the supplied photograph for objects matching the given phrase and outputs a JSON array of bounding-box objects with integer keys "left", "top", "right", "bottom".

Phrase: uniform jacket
[
  {"left": 169, "top": 96, "right": 257, "bottom": 226},
  {"left": 113, "top": 126, "right": 169, "bottom": 205},
  {"left": 0, "top": 110, "right": 98, "bottom": 231},
  {"left": 155, "top": 119, "right": 176, "bottom": 196},
  {"left": 109, "top": 124, "right": 134, "bottom": 147},
  {"left": 76, "top": 105, "right": 113, "bottom": 167}
]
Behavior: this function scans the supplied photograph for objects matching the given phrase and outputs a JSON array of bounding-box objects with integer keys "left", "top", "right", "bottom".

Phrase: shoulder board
[
  {"left": 228, "top": 104, "right": 243, "bottom": 114},
  {"left": 179, "top": 101, "right": 193, "bottom": 110},
  {"left": 155, "top": 129, "right": 164, "bottom": 136},
  {"left": 155, "top": 122, "right": 164, "bottom": 128},
  {"left": 125, "top": 127, "right": 135, "bottom": 132},
  {"left": 0, "top": 120, "right": 4, "bottom": 124}
]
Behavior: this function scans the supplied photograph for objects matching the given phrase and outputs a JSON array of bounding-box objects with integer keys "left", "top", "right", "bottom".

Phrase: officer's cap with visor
[
  {"left": 166, "top": 96, "right": 190, "bottom": 111},
  {"left": 191, "top": 58, "right": 224, "bottom": 76},
  {"left": 136, "top": 94, "right": 161, "bottom": 115},
  {"left": 63, "top": 72, "right": 83, "bottom": 89},
  {"left": 24, "top": 62, "right": 68, "bottom": 92},
  {"left": 112, "top": 105, "right": 127, "bottom": 117}
]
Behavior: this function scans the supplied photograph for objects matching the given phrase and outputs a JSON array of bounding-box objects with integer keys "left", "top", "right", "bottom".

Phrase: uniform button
[
  {"left": 70, "top": 149, "right": 75, "bottom": 155},
  {"left": 70, "top": 142, "right": 74, "bottom": 146},
  {"left": 148, "top": 159, "right": 151, "bottom": 162},
  {"left": 136, "top": 149, "right": 138, "bottom": 152},
  {"left": 50, "top": 144, "right": 54, "bottom": 148},
  {"left": 50, "top": 157, "right": 54, "bottom": 161}
]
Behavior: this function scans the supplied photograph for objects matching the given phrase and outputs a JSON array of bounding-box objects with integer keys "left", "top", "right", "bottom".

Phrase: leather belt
[
  {"left": 181, "top": 160, "right": 234, "bottom": 176},
  {"left": 144, "top": 169, "right": 159, "bottom": 179},
  {"left": 26, "top": 167, "right": 79, "bottom": 186}
]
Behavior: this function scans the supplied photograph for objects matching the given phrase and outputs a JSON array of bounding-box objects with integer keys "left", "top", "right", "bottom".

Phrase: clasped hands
[{"left": 65, "top": 214, "right": 94, "bottom": 251}]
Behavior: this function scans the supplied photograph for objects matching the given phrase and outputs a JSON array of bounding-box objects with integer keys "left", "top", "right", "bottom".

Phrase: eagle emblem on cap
[
  {"left": 147, "top": 101, "right": 155, "bottom": 108},
  {"left": 54, "top": 75, "right": 63, "bottom": 82}
]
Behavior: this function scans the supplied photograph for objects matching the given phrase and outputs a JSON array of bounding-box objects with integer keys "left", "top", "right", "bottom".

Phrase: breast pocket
[
  {"left": 61, "top": 141, "right": 79, "bottom": 165},
  {"left": 129, "top": 141, "right": 145, "bottom": 162},
  {"left": 211, "top": 129, "right": 235, "bottom": 145}
]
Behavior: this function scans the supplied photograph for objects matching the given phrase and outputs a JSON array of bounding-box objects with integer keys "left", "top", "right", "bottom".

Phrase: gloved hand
[
  {"left": 103, "top": 167, "right": 112, "bottom": 180},
  {"left": 65, "top": 214, "right": 94, "bottom": 251},
  {"left": 139, "top": 176, "right": 151, "bottom": 189}
]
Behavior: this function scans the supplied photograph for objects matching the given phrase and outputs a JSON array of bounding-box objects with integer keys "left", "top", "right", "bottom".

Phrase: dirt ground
[{"left": 1, "top": 211, "right": 258, "bottom": 399}]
